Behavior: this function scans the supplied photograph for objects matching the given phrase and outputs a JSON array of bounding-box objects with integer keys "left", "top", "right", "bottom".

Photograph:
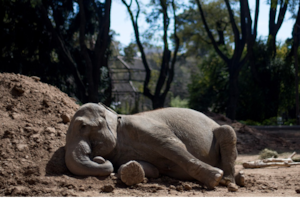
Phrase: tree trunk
[
  {"left": 226, "top": 67, "right": 239, "bottom": 120},
  {"left": 196, "top": 0, "right": 257, "bottom": 120},
  {"left": 292, "top": 1, "right": 300, "bottom": 125},
  {"left": 294, "top": 27, "right": 300, "bottom": 125},
  {"left": 78, "top": 0, "right": 111, "bottom": 103},
  {"left": 39, "top": 3, "right": 88, "bottom": 102},
  {"left": 152, "top": 96, "right": 165, "bottom": 110},
  {"left": 121, "top": 0, "right": 179, "bottom": 110},
  {"left": 268, "top": 0, "right": 288, "bottom": 57}
]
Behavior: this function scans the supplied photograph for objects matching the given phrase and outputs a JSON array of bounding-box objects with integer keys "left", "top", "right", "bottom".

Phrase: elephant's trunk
[{"left": 65, "top": 140, "right": 114, "bottom": 176}]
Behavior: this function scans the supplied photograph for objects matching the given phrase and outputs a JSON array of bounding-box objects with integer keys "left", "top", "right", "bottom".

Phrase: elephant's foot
[
  {"left": 235, "top": 170, "right": 245, "bottom": 187},
  {"left": 203, "top": 168, "right": 224, "bottom": 190},
  {"left": 118, "top": 161, "right": 145, "bottom": 186}
]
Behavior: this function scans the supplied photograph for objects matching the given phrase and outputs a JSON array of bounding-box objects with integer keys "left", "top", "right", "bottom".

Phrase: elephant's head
[{"left": 65, "top": 103, "right": 117, "bottom": 176}]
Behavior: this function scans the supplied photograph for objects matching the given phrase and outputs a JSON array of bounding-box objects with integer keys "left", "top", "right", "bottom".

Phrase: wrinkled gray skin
[{"left": 65, "top": 103, "right": 238, "bottom": 189}]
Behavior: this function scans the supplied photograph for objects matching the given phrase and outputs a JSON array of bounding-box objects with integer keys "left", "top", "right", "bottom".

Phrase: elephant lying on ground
[{"left": 65, "top": 103, "right": 244, "bottom": 190}]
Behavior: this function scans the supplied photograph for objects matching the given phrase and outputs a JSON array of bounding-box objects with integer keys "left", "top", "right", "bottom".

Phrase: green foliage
[
  {"left": 261, "top": 117, "right": 279, "bottom": 126},
  {"left": 188, "top": 51, "right": 228, "bottom": 113},
  {"left": 123, "top": 43, "right": 136, "bottom": 64},
  {"left": 177, "top": 0, "right": 239, "bottom": 57},
  {"left": 170, "top": 95, "right": 189, "bottom": 108},
  {"left": 284, "top": 119, "right": 297, "bottom": 125},
  {"left": 237, "top": 40, "right": 295, "bottom": 122},
  {"left": 188, "top": 38, "right": 297, "bottom": 123},
  {"left": 293, "top": 157, "right": 300, "bottom": 162},
  {"left": 259, "top": 148, "right": 278, "bottom": 159},
  {"left": 239, "top": 120, "right": 261, "bottom": 126},
  {"left": 0, "top": 0, "right": 112, "bottom": 104}
]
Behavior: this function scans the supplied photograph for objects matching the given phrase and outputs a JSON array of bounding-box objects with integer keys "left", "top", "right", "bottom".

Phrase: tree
[
  {"left": 188, "top": 39, "right": 295, "bottom": 123},
  {"left": 195, "top": 0, "right": 259, "bottom": 120},
  {"left": 267, "top": 0, "right": 289, "bottom": 57},
  {"left": 121, "top": 0, "right": 180, "bottom": 109},
  {"left": 0, "top": 0, "right": 81, "bottom": 100},
  {"left": 247, "top": 0, "right": 290, "bottom": 122},
  {"left": 177, "top": 1, "right": 239, "bottom": 58},
  {"left": 188, "top": 51, "right": 228, "bottom": 113},
  {"left": 0, "top": 0, "right": 112, "bottom": 105},
  {"left": 289, "top": 0, "right": 300, "bottom": 124},
  {"left": 238, "top": 40, "right": 295, "bottom": 122},
  {"left": 39, "top": 0, "right": 112, "bottom": 104}
]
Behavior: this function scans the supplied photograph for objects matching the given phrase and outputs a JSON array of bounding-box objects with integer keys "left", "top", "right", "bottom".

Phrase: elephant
[{"left": 65, "top": 103, "right": 243, "bottom": 190}]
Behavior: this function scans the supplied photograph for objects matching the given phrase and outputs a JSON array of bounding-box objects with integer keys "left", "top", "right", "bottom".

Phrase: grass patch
[
  {"left": 293, "top": 157, "right": 300, "bottom": 162},
  {"left": 259, "top": 148, "right": 278, "bottom": 159}
]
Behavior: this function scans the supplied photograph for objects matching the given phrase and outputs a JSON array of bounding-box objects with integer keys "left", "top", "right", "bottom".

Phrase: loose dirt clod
[
  {"left": 101, "top": 185, "right": 114, "bottom": 193},
  {"left": 183, "top": 183, "right": 192, "bottom": 191},
  {"left": 61, "top": 113, "right": 71, "bottom": 124}
]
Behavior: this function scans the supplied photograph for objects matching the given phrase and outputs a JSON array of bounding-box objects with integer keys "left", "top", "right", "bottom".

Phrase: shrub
[{"left": 259, "top": 148, "right": 278, "bottom": 159}]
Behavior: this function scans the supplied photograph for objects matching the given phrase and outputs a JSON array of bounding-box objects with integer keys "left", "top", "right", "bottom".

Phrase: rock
[
  {"left": 13, "top": 84, "right": 25, "bottom": 94},
  {"left": 110, "top": 173, "right": 118, "bottom": 180},
  {"left": 169, "top": 185, "right": 176, "bottom": 190},
  {"left": 296, "top": 189, "right": 300, "bottom": 194},
  {"left": 16, "top": 144, "right": 28, "bottom": 151},
  {"left": 101, "top": 184, "right": 114, "bottom": 193},
  {"left": 45, "top": 127, "right": 56, "bottom": 134},
  {"left": 176, "top": 185, "right": 183, "bottom": 191},
  {"left": 42, "top": 99, "right": 50, "bottom": 107},
  {"left": 183, "top": 183, "right": 192, "bottom": 191},
  {"left": 61, "top": 113, "right": 71, "bottom": 124},
  {"left": 11, "top": 112, "right": 22, "bottom": 120},
  {"left": 235, "top": 171, "right": 245, "bottom": 187},
  {"left": 31, "top": 76, "right": 40, "bottom": 82},
  {"left": 227, "top": 183, "right": 238, "bottom": 192},
  {"left": 79, "top": 186, "right": 85, "bottom": 191}
]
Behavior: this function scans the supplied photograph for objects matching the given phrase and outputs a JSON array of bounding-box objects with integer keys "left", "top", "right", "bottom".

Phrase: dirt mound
[
  {"left": 205, "top": 112, "right": 300, "bottom": 154},
  {"left": 0, "top": 73, "right": 80, "bottom": 196},
  {"left": 0, "top": 72, "right": 299, "bottom": 197}
]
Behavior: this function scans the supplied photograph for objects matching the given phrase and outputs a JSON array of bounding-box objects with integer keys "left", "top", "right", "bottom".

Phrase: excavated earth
[{"left": 0, "top": 72, "right": 299, "bottom": 197}]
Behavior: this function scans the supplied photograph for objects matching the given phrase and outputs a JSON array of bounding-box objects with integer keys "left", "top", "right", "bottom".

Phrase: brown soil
[{"left": 0, "top": 72, "right": 299, "bottom": 197}]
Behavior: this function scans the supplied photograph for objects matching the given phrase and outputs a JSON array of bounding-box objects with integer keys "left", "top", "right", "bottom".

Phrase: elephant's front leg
[{"left": 118, "top": 161, "right": 159, "bottom": 186}]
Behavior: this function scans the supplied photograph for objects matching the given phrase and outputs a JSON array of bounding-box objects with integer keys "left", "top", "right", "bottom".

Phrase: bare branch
[
  {"left": 121, "top": 0, "right": 153, "bottom": 99},
  {"left": 195, "top": 0, "right": 229, "bottom": 63},
  {"left": 78, "top": 0, "right": 95, "bottom": 96},
  {"left": 243, "top": 152, "right": 300, "bottom": 168},
  {"left": 162, "top": 0, "right": 180, "bottom": 98},
  {"left": 39, "top": 3, "right": 86, "bottom": 96}
]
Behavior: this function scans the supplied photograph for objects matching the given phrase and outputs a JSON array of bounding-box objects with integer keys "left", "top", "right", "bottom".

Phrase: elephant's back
[{"left": 138, "top": 107, "right": 219, "bottom": 131}]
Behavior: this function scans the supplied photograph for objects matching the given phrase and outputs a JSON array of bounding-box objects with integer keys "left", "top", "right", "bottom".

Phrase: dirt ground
[{"left": 0, "top": 72, "right": 300, "bottom": 197}]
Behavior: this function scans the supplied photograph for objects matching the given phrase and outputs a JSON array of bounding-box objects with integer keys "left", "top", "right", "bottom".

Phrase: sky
[{"left": 110, "top": 0, "right": 296, "bottom": 48}]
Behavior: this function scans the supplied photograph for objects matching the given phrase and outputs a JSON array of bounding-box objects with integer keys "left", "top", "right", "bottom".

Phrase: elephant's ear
[{"left": 99, "top": 103, "right": 118, "bottom": 138}]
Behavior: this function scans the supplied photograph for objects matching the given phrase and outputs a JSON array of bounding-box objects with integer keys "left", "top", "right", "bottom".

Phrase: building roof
[{"left": 109, "top": 56, "right": 148, "bottom": 94}]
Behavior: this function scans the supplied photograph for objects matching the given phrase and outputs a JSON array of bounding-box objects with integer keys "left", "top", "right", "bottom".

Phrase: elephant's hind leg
[
  {"left": 213, "top": 125, "right": 237, "bottom": 184},
  {"left": 118, "top": 161, "right": 159, "bottom": 186},
  {"left": 150, "top": 137, "right": 224, "bottom": 189}
]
